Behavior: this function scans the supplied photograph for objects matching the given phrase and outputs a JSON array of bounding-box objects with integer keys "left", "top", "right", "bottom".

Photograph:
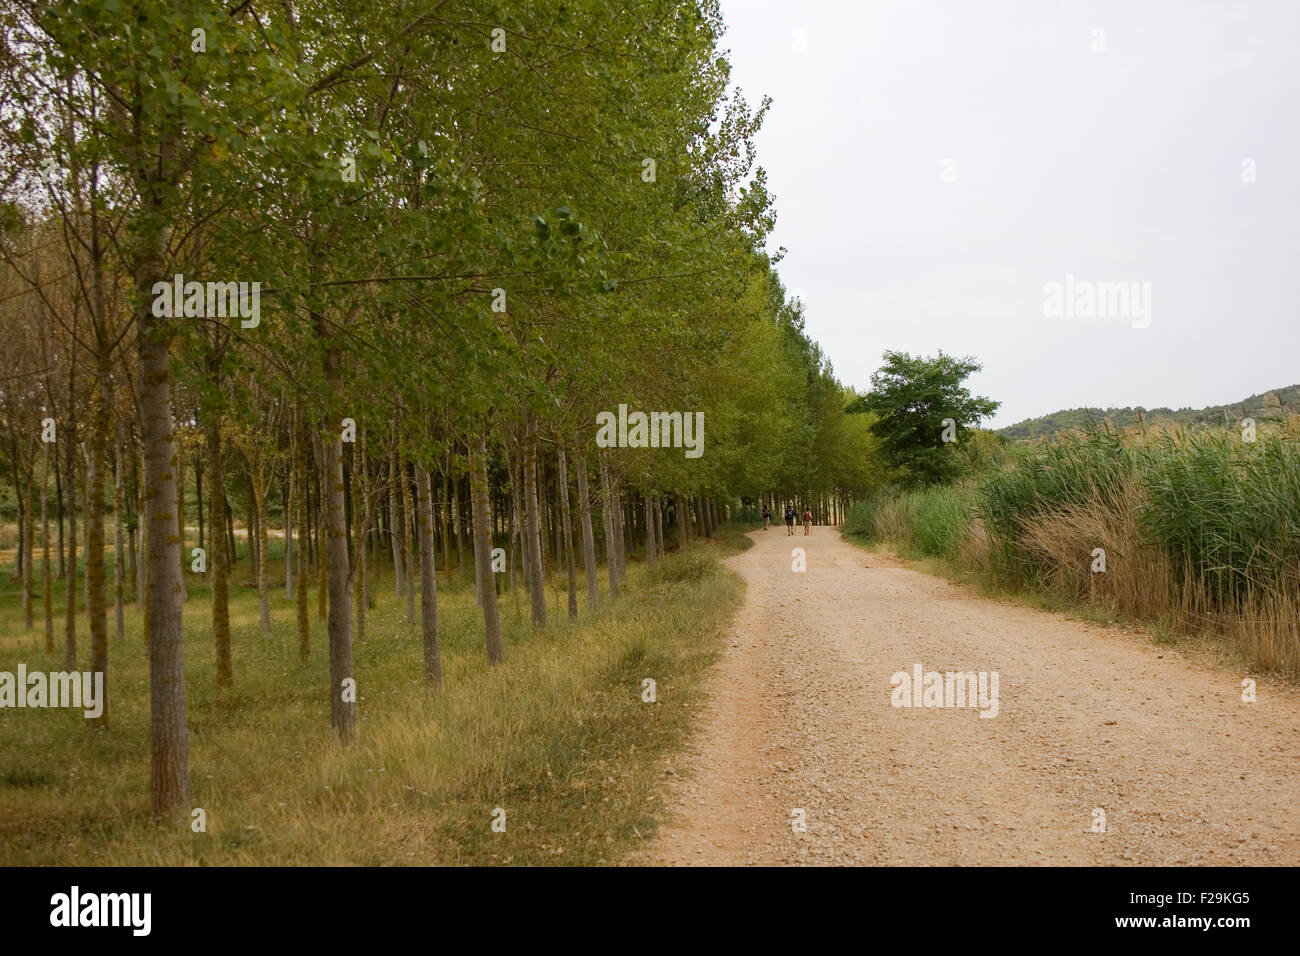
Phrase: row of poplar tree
[{"left": 0, "top": 0, "right": 885, "bottom": 822}]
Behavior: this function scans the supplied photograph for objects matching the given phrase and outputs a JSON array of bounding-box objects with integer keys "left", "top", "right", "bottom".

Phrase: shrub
[
  {"left": 911, "top": 485, "right": 972, "bottom": 560},
  {"left": 845, "top": 424, "right": 1300, "bottom": 672},
  {"left": 842, "top": 497, "right": 882, "bottom": 539},
  {"left": 844, "top": 484, "right": 974, "bottom": 562}
]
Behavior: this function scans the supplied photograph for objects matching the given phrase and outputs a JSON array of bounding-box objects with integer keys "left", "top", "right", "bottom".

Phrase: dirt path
[{"left": 639, "top": 526, "right": 1300, "bottom": 865}]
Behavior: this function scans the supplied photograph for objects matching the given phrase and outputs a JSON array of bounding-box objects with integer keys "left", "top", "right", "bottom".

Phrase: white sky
[{"left": 717, "top": 0, "right": 1300, "bottom": 427}]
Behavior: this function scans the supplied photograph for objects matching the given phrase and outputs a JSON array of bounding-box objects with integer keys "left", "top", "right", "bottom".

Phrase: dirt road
[{"left": 641, "top": 526, "right": 1300, "bottom": 865}]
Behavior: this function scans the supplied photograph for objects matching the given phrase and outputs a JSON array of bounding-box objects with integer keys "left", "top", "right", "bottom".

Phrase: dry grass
[
  {"left": 1004, "top": 479, "right": 1300, "bottom": 675},
  {"left": 847, "top": 425, "right": 1300, "bottom": 678},
  {"left": 955, "top": 515, "right": 991, "bottom": 576},
  {"left": 0, "top": 530, "right": 749, "bottom": 865},
  {"left": 1017, "top": 480, "right": 1175, "bottom": 621}
]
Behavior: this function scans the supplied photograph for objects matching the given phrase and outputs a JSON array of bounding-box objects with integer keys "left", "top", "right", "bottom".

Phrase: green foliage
[
  {"left": 843, "top": 484, "right": 972, "bottom": 561},
  {"left": 0, "top": 0, "right": 879, "bottom": 503},
  {"left": 972, "top": 425, "right": 1300, "bottom": 613},
  {"left": 1140, "top": 434, "right": 1300, "bottom": 608},
  {"left": 912, "top": 486, "right": 972, "bottom": 559},
  {"left": 841, "top": 497, "right": 881, "bottom": 539},
  {"left": 0, "top": 0, "right": 898, "bottom": 844},
  {"left": 974, "top": 429, "right": 1137, "bottom": 578},
  {"left": 849, "top": 350, "right": 999, "bottom": 486}
]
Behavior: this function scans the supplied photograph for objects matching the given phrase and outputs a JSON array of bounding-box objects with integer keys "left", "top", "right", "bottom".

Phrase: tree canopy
[
  {"left": 0, "top": 0, "right": 884, "bottom": 822},
  {"left": 849, "top": 350, "right": 1000, "bottom": 485}
]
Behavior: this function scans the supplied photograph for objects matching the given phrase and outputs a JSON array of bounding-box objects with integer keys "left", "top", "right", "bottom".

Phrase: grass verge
[{"left": 0, "top": 529, "right": 749, "bottom": 865}]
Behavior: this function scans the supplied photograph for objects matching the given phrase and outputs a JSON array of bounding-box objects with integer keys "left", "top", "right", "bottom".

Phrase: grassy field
[{"left": 0, "top": 530, "right": 749, "bottom": 865}]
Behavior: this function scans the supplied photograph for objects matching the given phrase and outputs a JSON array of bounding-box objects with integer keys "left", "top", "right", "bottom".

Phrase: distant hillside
[{"left": 998, "top": 385, "right": 1300, "bottom": 441}]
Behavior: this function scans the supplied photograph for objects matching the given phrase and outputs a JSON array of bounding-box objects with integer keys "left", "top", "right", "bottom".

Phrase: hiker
[
  {"left": 784, "top": 505, "right": 797, "bottom": 535},
  {"left": 802, "top": 507, "right": 813, "bottom": 535},
  {"left": 761, "top": 506, "right": 771, "bottom": 530}
]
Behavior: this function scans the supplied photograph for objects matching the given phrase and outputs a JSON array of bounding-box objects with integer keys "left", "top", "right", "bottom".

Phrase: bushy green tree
[{"left": 850, "top": 350, "right": 999, "bottom": 485}]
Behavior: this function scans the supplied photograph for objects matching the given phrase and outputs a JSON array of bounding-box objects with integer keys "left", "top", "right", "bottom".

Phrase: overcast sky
[{"left": 717, "top": 0, "right": 1299, "bottom": 427}]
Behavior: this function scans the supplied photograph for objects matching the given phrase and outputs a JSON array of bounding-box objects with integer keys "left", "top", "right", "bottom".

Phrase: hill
[{"left": 998, "top": 385, "right": 1300, "bottom": 440}]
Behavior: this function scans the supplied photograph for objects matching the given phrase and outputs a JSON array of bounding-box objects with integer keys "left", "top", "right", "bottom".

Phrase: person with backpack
[
  {"left": 784, "top": 505, "right": 797, "bottom": 535},
  {"left": 802, "top": 507, "right": 813, "bottom": 535},
  {"left": 761, "top": 506, "right": 771, "bottom": 530}
]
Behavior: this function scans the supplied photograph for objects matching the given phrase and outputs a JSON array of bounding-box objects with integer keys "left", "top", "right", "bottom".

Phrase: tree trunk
[
  {"left": 438, "top": 460, "right": 451, "bottom": 578},
  {"left": 15, "top": 454, "right": 31, "bottom": 631},
  {"left": 598, "top": 453, "right": 619, "bottom": 598},
  {"left": 414, "top": 463, "right": 442, "bottom": 685},
  {"left": 86, "top": 356, "right": 110, "bottom": 726},
  {"left": 625, "top": 497, "right": 636, "bottom": 557},
  {"left": 644, "top": 496, "right": 656, "bottom": 565},
  {"left": 556, "top": 444, "right": 578, "bottom": 618},
  {"left": 82, "top": 454, "right": 91, "bottom": 614},
  {"left": 451, "top": 471, "right": 464, "bottom": 572},
  {"left": 504, "top": 436, "right": 524, "bottom": 614},
  {"left": 295, "top": 413, "right": 311, "bottom": 662},
  {"left": 226, "top": 497, "right": 236, "bottom": 570},
  {"left": 550, "top": 474, "right": 562, "bottom": 569},
  {"left": 247, "top": 488, "right": 257, "bottom": 576},
  {"left": 469, "top": 435, "right": 504, "bottom": 662},
  {"left": 612, "top": 476, "right": 627, "bottom": 582},
  {"left": 504, "top": 443, "right": 518, "bottom": 595},
  {"left": 195, "top": 458, "right": 204, "bottom": 551},
  {"left": 470, "top": 447, "right": 485, "bottom": 607},
  {"left": 574, "top": 446, "right": 599, "bottom": 610},
  {"left": 127, "top": 451, "right": 137, "bottom": 598},
  {"left": 388, "top": 445, "right": 405, "bottom": 601},
  {"left": 63, "top": 421, "right": 77, "bottom": 670},
  {"left": 22, "top": 479, "right": 32, "bottom": 631},
  {"left": 251, "top": 461, "right": 270, "bottom": 630},
  {"left": 176, "top": 445, "right": 185, "bottom": 582},
  {"left": 138, "top": 444, "right": 148, "bottom": 638},
  {"left": 522, "top": 413, "right": 547, "bottom": 627},
  {"left": 54, "top": 454, "right": 64, "bottom": 578},
  {"left": 362, "top": 439, "right": 375, "bottom": 609},
  {"left": 343, "top": 444, "right": 354, "bottom": 569},
  {"left": 285, "top": 460, "right": 294, "bottom": 601},
  {"left": 137, "top": 236, "right": 191, "bottom": 822},
  {"left": 113, "top": 438, "right": 125, "bottom": 644},
  {"left": 42, "top": 442, "right": 54, "bottom": 652},
  {"left": 207, "top": 414, "right": 232, "bottom": 687},
  {"left": 322, "top": 418, "right": 356, "bottom": 740},
  {"left": 352, "top": 435, "right": 368, "bottom": 642},
  {"left": 654, "top": 496, "right": 664, "bottom": 560},
  {"left": 404, "top": 461, "right": 416, "bottom": 623},
  {"left": 304, "top": 452, "right": 314, "bottom": 571},
  {"left": 316, "top": 434, "right": 328, "bottom": 622},
  {"left": 311, "top": 285, "right": 357, "bottom": 740}
]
